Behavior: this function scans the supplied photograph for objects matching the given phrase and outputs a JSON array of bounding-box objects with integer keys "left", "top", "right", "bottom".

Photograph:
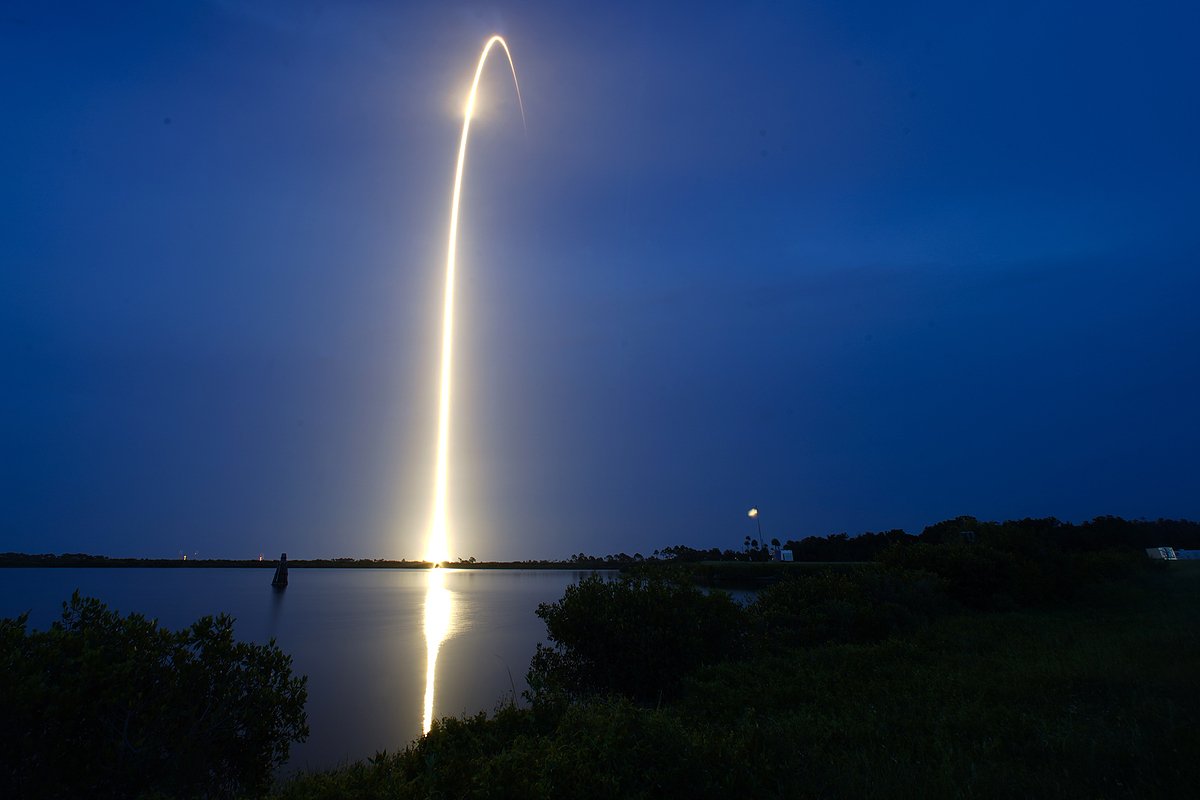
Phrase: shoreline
[{"left": 0, "top": 556, "right": 622, "bottom": 570}]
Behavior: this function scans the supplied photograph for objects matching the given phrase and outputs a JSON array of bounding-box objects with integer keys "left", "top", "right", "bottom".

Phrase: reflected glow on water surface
[
  {"left": 0, "top": 567, "right": 606, "bottom": 769},
  {"left": 422, "top": 567, "right": 457, "bottom": 733}
]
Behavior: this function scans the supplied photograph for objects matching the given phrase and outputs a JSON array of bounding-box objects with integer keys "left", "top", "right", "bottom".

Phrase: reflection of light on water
[{"left": 422, "top": 568, "right": 456, "bottom": 733}]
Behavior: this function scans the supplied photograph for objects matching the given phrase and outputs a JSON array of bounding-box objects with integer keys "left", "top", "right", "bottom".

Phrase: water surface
[{"left": 0, "top": 567, "right": 599, "bottom": 770}]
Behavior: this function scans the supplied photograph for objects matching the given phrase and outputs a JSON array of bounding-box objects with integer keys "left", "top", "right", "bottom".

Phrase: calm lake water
[{"left": 0, "top": 567, "right": 603, "bottom": 772}]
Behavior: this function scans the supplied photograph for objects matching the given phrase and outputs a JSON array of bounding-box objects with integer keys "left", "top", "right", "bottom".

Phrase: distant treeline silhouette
[
  {"left": 4, "top": 516, "right": 1196, "bottom": 568},
  {"left": 645, "top": 515, "right": 1200, "bottom": 564}
]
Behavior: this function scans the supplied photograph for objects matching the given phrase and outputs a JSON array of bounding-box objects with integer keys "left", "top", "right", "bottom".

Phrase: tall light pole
[{"left": 748, "top": 507, "right": 762, "bottom": 545}]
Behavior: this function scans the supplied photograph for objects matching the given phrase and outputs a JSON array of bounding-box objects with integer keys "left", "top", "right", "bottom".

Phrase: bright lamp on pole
[{"left": 747, "top": 507, "right": 762, "bottom": 543}]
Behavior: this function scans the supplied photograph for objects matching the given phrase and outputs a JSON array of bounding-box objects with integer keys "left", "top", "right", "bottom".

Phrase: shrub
[
  {"left": 1071, "top": 548, "right": 1157, "bottom": 583},
  {"left": 0, "top": 593, "right": 308, "bottom": 799},
  {"left": 751, "top": 567, "right": 948, "bottom": 648},
  {"left": 877, "top": 531, "right": 1142, "bottom": 610},
  {"left": 527, "top": 571, "right": 748, "bottom": 702},
  {"left": 876, "top": 542, "right": 1035, "bottom": 609}
]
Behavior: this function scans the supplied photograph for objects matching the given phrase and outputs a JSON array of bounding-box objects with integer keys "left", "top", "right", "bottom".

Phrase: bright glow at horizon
[{"left": 425, "top": 35, "right": 525, "bottom": 564}]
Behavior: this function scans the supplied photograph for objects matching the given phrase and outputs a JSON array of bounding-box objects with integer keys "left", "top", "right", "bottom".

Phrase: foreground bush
[
  {"left": 0, "top": 593, "right": 308, "bottom": 799},
  {"left": 278, "top": 697, "right": 803, "bottom": 800},
  {"left": 752, "top": 566, "right": 948, "bottom": 648},
  {"left": 527, "top": 571, "right": 748, "bottom": 702}
]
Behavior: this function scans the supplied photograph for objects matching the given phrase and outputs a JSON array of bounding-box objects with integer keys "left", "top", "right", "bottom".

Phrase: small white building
[{"left": 1146, "top": 547, "right": 1177, "bottom": 560}]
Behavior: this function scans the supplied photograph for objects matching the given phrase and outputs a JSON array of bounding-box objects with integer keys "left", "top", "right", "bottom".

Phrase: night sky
[{"left": 3, "top": 1, "right": 1197, "bottom": 560}]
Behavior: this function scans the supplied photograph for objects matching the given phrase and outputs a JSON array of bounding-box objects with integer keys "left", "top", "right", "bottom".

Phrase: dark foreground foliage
[
  {"left": 750, "top": 565, "right": 949, "bottom": 647},
  {"left": 278, "top": 520, "right": 1199, "bottom": 799},
  {"left": 278, "top": 564, "right": 1200, "bottom": 799},
  {"left": 0, "top": 593, "right": 308, "bottom": 800},
  {"left": 673, "top": 570, "right": 1200, "bottom": 798},
  {"left": 527, "top": 569, "right": 748, "bottom": 702},
  {"left": 9, "top": 516, "right": 1194, "bottom": 798}
]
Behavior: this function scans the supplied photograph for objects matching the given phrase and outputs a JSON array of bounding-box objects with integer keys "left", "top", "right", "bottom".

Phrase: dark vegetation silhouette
[
  {"left": 0, "top": 593, "right": 308, "bottom": 799},
  {"left": 528, "top": 570, "right": 748, "bottom": 702},
  {"left": 4, "top": 516, "right": 1198, "bottom": 798},
  {"left": 647, "top": 515, "right": 1200, "bottom": 564},
  {"left": 275, "top": 515, "right": 1200, "bottom": 799}
]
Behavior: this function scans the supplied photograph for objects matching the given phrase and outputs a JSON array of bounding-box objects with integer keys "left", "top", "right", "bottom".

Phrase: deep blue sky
[{"left": 2, "top": 1, "right": 1197, "bottom": 559}]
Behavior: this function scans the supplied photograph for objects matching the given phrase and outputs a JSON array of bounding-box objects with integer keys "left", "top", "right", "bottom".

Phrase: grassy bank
[
  {"left": 676, "top": 563, "right": 1200, "bottom": 797},
  {"left": 275, "top": 563, "right": 1200, "bottom": 799}
]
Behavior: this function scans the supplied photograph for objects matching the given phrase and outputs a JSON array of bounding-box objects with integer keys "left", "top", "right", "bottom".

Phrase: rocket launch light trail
[
  {"left": 426, "top": 35, "right": 524, "bottom": 565},
  {"left": 421, "top": 36, "right": 523, "bottom": 736}
]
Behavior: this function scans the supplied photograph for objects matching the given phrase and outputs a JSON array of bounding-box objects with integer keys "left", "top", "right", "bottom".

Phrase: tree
[
  {"left": 0, "top": 593, "right": 308, "bottom": 799},
  {"left": 528, "top": 572, "right": 748, "bottom": 702}
]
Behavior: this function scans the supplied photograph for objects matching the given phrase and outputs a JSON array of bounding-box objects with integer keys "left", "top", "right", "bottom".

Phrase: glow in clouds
[{"left": 426, "top": 35, "right": 525, "bottom": 565}]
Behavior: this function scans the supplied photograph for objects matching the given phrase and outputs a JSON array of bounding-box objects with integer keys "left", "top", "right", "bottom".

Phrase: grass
[{"left": 680, "top": 563, "right": 1200, "bottom": 797}]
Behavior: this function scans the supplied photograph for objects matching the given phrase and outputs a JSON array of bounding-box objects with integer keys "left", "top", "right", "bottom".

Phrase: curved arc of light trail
[
  {"left": 427, "top": 35, "right": 524, "bottom": 565},
  {"left": 421, "top": 35, "right": 522, "bottom": 737}
]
